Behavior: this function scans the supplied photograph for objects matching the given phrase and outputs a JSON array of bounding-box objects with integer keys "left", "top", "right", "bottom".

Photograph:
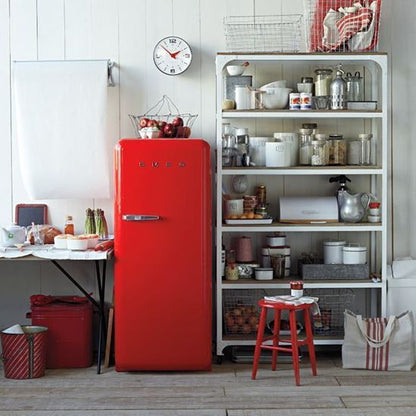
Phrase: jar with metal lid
[
  {"left": 255, "top": 203, "right": 268, "bottom": 218},
  {"left": 311, "top": 140, "right": 327, "bottom": 166},
  {"left": 314, "top": 68, "right": 333, "bottom": 96},
  {"left": 328, "top": 134, "right": 346, "bottom": 165},
  {"left": 302, "top": 123, "right": 318, "bottom": 134},
  {"left": 299, "top": 128, "right": 313, "bottom": 165},
  {"left": 290, "top": 281, "right": 304, "bottom": 297}
]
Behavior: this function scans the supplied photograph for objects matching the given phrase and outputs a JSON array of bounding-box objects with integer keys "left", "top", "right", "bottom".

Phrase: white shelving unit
[{"left": 215, "top": 53, "right": 388, "bottom": 358}]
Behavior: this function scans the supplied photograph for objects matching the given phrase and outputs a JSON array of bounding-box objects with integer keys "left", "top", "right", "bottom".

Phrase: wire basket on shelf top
[
  {"left": 223, "top": 15, "right": 303, "bottom": 53},
  {"left": 129, "top": 95, "right": 198, "bottom": 139},
  {"left": 304, "top": 0, "right": 382, "bottom": 52}
]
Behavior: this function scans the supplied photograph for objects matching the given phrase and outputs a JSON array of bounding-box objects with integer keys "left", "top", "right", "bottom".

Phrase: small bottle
[{"left": 64, "top": 216, "right": 74, "bottom": 235}]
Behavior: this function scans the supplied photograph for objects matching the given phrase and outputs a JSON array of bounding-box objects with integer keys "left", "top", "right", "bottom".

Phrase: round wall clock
[{"left": 153, "top": 36, "right": 192, "bottom": 76}]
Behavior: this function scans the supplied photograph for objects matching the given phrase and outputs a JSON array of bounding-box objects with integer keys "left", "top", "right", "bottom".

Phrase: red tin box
[{"left": 30, "top": 300, "right": 93, "bottom": 368}]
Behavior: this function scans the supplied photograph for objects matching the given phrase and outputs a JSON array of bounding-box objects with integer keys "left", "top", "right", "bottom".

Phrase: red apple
[
  {"left": 139, "top": 117, "right": 149, "bottom": 128},
  {"left": 157, "top": 121, "right": 167, "bottom": 131},
  {"left": 183, "top": 126, "right": 191, "bottom": 138},
  {"left": 163, "top": 123, "right": 174, "bottom": 137},
  {"left": 176, "top": 126, "right": 185, "bottom": 137},
  {"left": 157, "top": 129, "right": 165, "bottom": 138},
  {"left": 172, "top": 116, "right": 184, "bottom": 127},
  {"left": 147, "top": 119, "right": 158, "bottom": 128}
]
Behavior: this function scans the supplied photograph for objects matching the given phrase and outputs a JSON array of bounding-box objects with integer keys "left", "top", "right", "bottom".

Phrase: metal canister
[{"left": 300, "top": 93, "right": 312, "bottom": 110}]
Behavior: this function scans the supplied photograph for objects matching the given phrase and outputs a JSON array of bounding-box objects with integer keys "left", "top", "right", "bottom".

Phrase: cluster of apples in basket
[{"left": 139, "top": 116, "right": 191, "bottom": 138}]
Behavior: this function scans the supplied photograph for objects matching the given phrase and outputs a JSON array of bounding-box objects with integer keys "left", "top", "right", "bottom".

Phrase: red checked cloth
[
  {"left": 324, "top": 7, "right": 373, "bottom": 51},
  {"left": 342, "top": 310, "right": 415, "bottom": 371}
]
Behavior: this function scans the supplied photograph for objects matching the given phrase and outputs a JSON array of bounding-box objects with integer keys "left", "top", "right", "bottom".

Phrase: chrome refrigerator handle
[{"left": 122, "top": 215, "right": 160, "bottom": 221}]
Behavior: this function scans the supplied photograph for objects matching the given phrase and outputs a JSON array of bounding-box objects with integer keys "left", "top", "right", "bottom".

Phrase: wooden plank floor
[{"left": 1, "top": 352, "right": 416, "bottom": 415}]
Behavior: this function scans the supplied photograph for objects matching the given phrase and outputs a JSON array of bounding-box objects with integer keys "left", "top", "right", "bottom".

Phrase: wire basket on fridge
[
  {"left": 306, "top": 288, "right": 355, "bottom": 337},
  {"left": 129, "top": 95, "right": 198, "bottom": 139},
  {"left": 304, "top": 0, "right": 382, "bottom": 52},
  {"left": 223, "top": 15, "right": 303, "bottom": 53}
]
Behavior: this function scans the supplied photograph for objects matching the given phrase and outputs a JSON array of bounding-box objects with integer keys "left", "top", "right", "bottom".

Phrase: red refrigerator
[{"left": 114, "top": 138, "right": 212, "bottom": 371}]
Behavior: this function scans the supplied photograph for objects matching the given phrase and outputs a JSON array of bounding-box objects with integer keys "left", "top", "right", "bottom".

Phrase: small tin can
[
  {"left": 289, "top": 93, "right": 301, "bottom": 110},
  {"left": 300, "top": 92, "right": 312, "bottom": 110}
]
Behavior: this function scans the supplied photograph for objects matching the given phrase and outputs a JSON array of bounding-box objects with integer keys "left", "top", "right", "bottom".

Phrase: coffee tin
[
  {"left": 289, "top": 93, "right": 301, "bottom": 110},
  {"left": 300, "top": 92, "right": 312, "bottom": 110}
]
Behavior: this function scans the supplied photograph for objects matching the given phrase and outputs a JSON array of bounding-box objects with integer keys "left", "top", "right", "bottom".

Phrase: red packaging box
[{"left": 30, "top": 300, "right": 93, "bottom": 368}]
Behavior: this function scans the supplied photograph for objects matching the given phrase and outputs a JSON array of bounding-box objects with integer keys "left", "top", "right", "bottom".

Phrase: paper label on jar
[{"left": 291, "top": 289, "right": 304, "bottom": 297}]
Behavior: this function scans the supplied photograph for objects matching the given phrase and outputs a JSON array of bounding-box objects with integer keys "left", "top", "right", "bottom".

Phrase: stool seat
[{"left": 251, "top": 299, "right": 317, "bottom": 386}]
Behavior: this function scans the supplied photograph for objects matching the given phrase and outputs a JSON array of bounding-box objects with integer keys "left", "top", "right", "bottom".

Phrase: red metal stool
[{"left": 251, "top": 300, "right": 317, "bottom": 386}]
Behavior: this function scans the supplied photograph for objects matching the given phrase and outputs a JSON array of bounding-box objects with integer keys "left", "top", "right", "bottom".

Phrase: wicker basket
[{"left": 223, "top": 15, "right": 303, "bottom": 52}]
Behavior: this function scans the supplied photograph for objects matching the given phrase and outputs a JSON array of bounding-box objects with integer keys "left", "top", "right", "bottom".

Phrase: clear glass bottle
[
  {"left": 314, "top": 68, "right": 333, "bottom": 96},
  {"left": 328, "top": 134, "right": 347, "bottom": 165},
  {"left": 64, "top": 215, "right": 74, "bottom": 235},
  {"left": 358, "top": 133, "right": 372, "bottom": 165},
  {"left": 299, "top": 128, "right": 313, "bottom": 165},
  {"left": 235, "top": 128, "right": 250, "bottom": 167}
]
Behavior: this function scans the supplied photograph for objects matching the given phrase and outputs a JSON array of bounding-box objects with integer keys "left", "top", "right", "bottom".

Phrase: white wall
[{"left": 0, "top": 0, "right": 402, "bottom": 329}]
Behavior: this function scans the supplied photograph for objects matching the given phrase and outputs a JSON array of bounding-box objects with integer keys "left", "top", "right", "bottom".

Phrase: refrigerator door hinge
[{"left": 122, "top": 215, "right": 160, "bottom": 221}]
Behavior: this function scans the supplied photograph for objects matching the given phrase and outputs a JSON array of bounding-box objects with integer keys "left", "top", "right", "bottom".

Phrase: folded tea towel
[{"left": 264, "top": 295, "right": 320, "bottom": 315}]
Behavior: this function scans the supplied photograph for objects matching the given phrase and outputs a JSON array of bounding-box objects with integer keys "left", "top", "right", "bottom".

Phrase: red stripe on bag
[
  {"left": 372, "top": 318, "right": 376, "bottom": 370},
  {"left": 366, "top": 318, "right": 371, "bottom": 369},
  {"left": 384, "top": 318, "right": 390, "bottom": 371}
]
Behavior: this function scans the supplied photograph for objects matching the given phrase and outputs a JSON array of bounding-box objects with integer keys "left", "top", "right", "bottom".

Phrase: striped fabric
[{"left": 365, "top": 317, "right": 390, "bottom": 371}]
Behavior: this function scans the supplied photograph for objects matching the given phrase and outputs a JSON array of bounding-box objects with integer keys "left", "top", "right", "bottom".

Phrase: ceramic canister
[
  {"left": 265, "top": 141, "right": 290, "bottom": 167},
  {"left": 249, "top": 137, "right": 274, "bottom": 166},
  {"left": 273, "top": 132, "right": 299, "bottom": 166},
  {"left": 323, "top": 240, "right": 346, "bottom": 264},
  {"left": 236, "top": 236, "right": 254, "bottom": 262},
  {"left": 342, "top": 244, "right": 367, "bottom": 264}
]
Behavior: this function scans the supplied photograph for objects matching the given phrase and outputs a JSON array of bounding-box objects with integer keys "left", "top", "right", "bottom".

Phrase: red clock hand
[
  {"left": 171, "top": 49, "right": 186, "bottom": 59},
  {"left": 161, "top": 45, "right": 174, "bottom": 58}
]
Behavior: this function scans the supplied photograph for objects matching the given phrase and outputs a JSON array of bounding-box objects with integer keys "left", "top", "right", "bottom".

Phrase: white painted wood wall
[{"left": 0, "top": 0, "right": 409, "bottom": 330}]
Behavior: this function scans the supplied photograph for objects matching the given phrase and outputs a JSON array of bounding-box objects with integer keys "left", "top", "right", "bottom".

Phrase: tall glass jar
[
  {"left": 358, "top": 133, "right": 372, "bottom": 165},
  {"left": 314, "top": 133, "right": 329, "bottom": 165},
  {"left": 314, "top": 68, "right": 333, "bottom": 96},
  {"left": 328, "top": 134, "right": 346, "bottom": 165},
  {"left": 311, "top": 140, "right": 327, "bottom": 166},
  {"left": 299, "top": 128, "right": 313, "bottom": 165}
]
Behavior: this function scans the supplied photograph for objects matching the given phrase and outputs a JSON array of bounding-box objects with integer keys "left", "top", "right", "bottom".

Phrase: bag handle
[{"left": 356, "top": 314, "right": 396, "bottom": 348}]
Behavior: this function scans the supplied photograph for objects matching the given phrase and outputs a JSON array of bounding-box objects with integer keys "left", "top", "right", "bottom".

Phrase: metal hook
[{"left": 108, "top": 61, "right": 115, "bottom": 87}]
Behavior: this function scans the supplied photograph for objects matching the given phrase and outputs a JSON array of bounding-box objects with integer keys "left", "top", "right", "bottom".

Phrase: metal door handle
[{"left": 122, "top": 215, "right": 160, "bottom": 221}]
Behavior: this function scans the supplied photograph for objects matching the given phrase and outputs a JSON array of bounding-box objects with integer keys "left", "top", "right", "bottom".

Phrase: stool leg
[
  {"left": 304, "top": 308, "right": 317, "bottom": 376},
  {"left": 252, "top": 306, "right": 267, "bottom": 380},
  {"left": 289, "top": 309, "right": 301, "bottom": 386},
  {"left": 271, "top": 309, "right": 281, "bottom": 371}
]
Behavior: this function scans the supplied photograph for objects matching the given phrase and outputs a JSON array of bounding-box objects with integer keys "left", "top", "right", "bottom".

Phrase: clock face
[{"left": 153, "top": 36, "right": 192, "bottom": 76}]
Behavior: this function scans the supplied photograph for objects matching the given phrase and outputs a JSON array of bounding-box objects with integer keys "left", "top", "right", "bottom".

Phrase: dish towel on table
[{"left": 264, "top": 295, "right": 320, "bottom": 316}]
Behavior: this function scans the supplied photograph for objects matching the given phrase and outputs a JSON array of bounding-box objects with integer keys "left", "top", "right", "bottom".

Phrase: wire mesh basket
[
  {"left": 223, "top": 289, "right": 265, "bottom": 336},
  {"left": 304, "top": 0, "right": 382, "bottom": 52},
  {"left": 223, "top": 15, "right": 303, "bottom": 53},
  {"left": 305, "top": 288, "right": 355, "bottom": 336},
  {"left": 129, "top": 95, "right": 198, "bottom": 138}
]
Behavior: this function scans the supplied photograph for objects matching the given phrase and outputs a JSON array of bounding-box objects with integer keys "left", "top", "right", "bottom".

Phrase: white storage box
[{"left": 279, "top": 196, "right": 338, "bottom": 223}]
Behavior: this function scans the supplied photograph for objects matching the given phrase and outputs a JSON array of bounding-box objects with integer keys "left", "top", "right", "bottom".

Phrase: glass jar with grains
[{"left": 327, "top": 134, "right": 346, "bottom": 165}]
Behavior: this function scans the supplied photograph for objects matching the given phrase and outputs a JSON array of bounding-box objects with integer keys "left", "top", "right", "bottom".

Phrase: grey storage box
[{"left": 299, "top": 262, "right": 369, "bottom": 280}]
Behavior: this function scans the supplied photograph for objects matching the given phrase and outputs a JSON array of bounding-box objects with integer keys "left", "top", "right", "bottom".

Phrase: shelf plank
[
  {"left": 221, "top": 109, "right": 383, "bottom": 119},
  {"left": 221, "top": 166, "right": 383, "bottom": 176},
  {"left": 220, "top": 222, "right": 383, "bottom": 232},
  {"left": 220, "top": 278, "right": 384, "bottom": 289}
]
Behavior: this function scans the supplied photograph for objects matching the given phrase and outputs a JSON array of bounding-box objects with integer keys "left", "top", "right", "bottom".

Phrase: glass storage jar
[
  {"left": 299, "top": 128, "right": 313, "bottom": 165},
  {"left": 311, "top": 139, "right": 327, "bottom": 166},
  {"left": 328, "top": 134, "right": 346, "bottom": 165},
  {"left": 358, "top": 133, "right": 372, "bottom": 165},
  {"left": 314, "top": 133, "right": 329, "bottom": 165},
  {"left": 314, "top": 68, "right": 333, "bottom": 96}
]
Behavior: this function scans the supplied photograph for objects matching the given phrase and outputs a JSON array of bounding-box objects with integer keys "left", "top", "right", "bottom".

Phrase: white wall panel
[{"left": 0, "top": 0, "right": 11, "bottom": 226}]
